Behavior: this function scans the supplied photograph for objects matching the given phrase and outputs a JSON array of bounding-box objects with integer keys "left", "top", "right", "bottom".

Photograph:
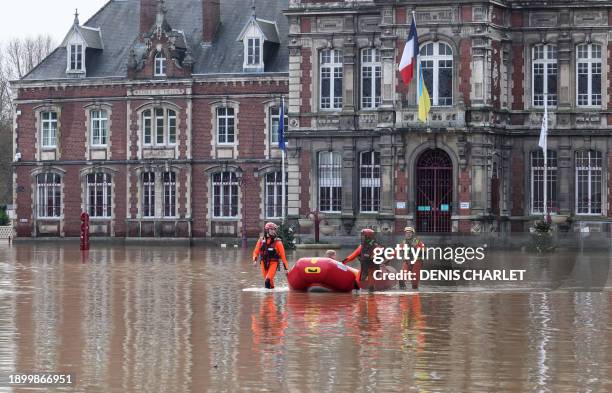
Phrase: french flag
[{"left": 399, "top": 18, "right": 419, "bottom": 86}]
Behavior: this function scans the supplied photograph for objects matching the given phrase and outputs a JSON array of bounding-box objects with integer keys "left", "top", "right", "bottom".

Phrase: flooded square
[{"left": 1, "top": 243, "right": 611, "bottom": 392}]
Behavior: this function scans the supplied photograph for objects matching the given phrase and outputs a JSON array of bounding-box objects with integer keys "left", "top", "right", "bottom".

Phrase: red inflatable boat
[
  {"left": 288, "top": 257, "right": 359, "bottom": 292},
  {"left": 288, "top": 257, "right": 399, "bottom": 292}
]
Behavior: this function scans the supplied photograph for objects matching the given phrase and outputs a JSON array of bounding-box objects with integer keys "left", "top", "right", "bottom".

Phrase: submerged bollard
[{"left": 80, "top": 212, "right": 90, "bottom": 251}]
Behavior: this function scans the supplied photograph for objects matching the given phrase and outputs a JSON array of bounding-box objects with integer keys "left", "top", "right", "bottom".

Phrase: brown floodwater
[{"left": 0, "top": 243, "right": 611, "bottom": 393}]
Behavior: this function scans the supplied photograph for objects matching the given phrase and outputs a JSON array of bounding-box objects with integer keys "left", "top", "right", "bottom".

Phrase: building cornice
[{"left": 11, "top": 73, "right": 289, "bottom": 90}]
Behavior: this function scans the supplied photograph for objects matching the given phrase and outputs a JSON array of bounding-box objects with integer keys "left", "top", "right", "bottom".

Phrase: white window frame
[
  {"left": 155, "top": 51, "right": 166, "bottom": 77},
  {"left": 576, "top": 43, "right": 602, "bottom": 107},
  {"left": 360, "top": 151, "right": 381, "bottom": 213},
  {"left": 212, "top": 172, "right": 239, "bottom": 218},
  {"left": 419, "top": 42, "right": 453, "bottom": 107},
  {"left": 142, "top": 108, "right": 177, "bottom": 147},
  {"left": 90, "top": 109, "right": 108, "bottom": 147},
  {"left": 142, "top": 172, "right": 156, "bottom": 218},
  {"left": 216, "top": 107, "right": 236, "bottom": 145},
  {"left": 265, "top": 171, "right": 284, "bottom": 219},
  {"left": 87, "top": 172, "right": 112, "bottom": 218},
  {"left": 360, "top": 48, "right": 382, "bottom": 110},
  {"left": 37, "top": 173, "right": 61, "bottom": 218},
  {"left": 575, "top": 150, "right": 603, "bottom": 215},
  {"left": 530, "top": 150, "right": 557, "bottom": 215},
  {"left": 320, "top": 49, "right": 343, "bottom": 110},
  {"left": 269, "top": 106, "right": 287, "bottom": 146},
  {"left": 163, "top": 171, "right": 177, "bottom": 218},
  {"left": 318, "top": 151, "right": 342, "bottom": 213},
  {"left": 246, "top": 37, "right": 262, "bottom": 66},
  {"left": 532, "top": 44, "right": 558, "bottom": 107},
  {"left": 41, "top": 111, "right": 58, "bottom": 148},
  {"left": 68, "top": 43, "right": 84, "bottom": 72}
]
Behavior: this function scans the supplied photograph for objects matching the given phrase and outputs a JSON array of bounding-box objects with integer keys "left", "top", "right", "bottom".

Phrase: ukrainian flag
[{"left": 417, "top": 67, "right": 431, "bottom": 123}]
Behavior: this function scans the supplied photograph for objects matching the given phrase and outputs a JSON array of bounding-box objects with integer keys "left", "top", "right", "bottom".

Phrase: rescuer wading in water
[
  {"left": 342, "top": 229, "right": 384, "bottom": 290},
  {"left": 398, "top": 226, "right": 424, "bottom": 290},
  {"left": 252, "top": 222, "right": 289, "bottom": 289}
]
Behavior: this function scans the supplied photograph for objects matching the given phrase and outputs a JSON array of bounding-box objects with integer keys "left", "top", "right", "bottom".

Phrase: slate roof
[
  {"left": 23, "top": 0, "right": 289, "bottom": 81},
  {"left": 79, "top": 26, "right": 105, "bottom": 50},
  {"left": 61, "top": 25, "right": 104, "bottom": 50}
]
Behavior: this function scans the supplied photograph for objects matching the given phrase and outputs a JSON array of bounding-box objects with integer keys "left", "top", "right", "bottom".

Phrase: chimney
[
  {"left": 140, "top": 0, "right": 157, "bottom": 35},
  {"left": 202, "top": 0, "right": 221, "bottom": 43}
]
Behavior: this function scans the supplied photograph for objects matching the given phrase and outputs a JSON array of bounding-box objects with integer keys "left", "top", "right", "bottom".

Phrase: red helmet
[
  {"left": 264, "top": 222, "right": 278, "bottom": 231},
  {"left": 361, "top": 228, "right": 375, "bottom": 240}
]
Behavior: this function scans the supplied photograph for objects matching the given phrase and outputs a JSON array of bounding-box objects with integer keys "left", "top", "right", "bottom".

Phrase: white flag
[{"left": 539, "top": 98, "right": 548, "bottom": 150}]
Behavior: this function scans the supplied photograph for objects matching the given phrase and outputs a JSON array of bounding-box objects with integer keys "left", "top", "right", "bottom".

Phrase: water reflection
[{"left": 0, "top": 244, "right": 611, "bottom": 392}]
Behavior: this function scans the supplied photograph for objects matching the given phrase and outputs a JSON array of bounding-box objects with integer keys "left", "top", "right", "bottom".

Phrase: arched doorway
[{"left": 415, "top": 149, "right": 453, "bottom": 232}]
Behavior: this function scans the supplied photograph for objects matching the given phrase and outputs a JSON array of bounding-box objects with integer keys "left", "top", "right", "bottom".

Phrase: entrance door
[{"left": 415, "top": 149, "right": 453, "bottom": 232}]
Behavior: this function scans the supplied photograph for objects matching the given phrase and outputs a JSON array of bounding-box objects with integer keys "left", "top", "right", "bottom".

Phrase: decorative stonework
[
  {"left": 415, "top": 8, "right": 459, "bottom": 24},
  {"left": 529, "top": 12, "right": 557, "bottom": 27},
  {"left": 358, "top": 16, "right": 380, "bottom": 33},
  {"left": 317, "top": 17, "right": 343, "bottom": 32},
  {"left": 574, "top": 10, "right": 606, "bottom": 26}
]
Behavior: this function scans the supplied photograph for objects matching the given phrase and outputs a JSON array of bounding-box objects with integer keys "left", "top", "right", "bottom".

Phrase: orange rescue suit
[{"left": 252, "top": 237, "right": 289, "bottom": 289}]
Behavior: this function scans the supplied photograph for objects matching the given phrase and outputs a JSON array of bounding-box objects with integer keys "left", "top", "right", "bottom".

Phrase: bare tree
[
  {"left": 4, "top": 35, "right": 55, "bottom": 80},
  {"left": 0, "top": 35, "right": 55, "bottom": 121},
  {"left": 0, "top": 34, "right": 55, "bottom": 205}
]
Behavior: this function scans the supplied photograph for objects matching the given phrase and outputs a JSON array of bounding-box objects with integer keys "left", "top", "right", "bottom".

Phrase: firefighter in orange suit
[
  {"left": 252, "top": 222, "right": 289, "bottom": 289},
  {"left": 399, "top": 226, "right": 425, "bottom": 290},
  {"left": 342, "top": 229, "right": 384, "bottom": 289}
]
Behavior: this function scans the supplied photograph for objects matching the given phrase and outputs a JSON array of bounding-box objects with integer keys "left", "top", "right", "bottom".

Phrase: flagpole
[
  {"left": 543, "top": 93, "right": 548, "bottom": 221},
  {"left": 281, "top": 97, "right": 287, "bottom": 222}
]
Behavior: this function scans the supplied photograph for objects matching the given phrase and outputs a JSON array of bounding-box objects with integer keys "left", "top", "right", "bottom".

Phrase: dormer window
[
  {"left": 61, "top": 10, "right": 103, "bottom": 77},
  {"left": 247, "top": 38, "right": 261, "bottom": 66},
  {"left": 237, "top": 10, "right": 280, "bottom": 73},
  {"left": 69, "top": 44, "right": 84, "bottom": 71},
  {"left": 155, "top": 52, "right": 166, "bottom": 76}
]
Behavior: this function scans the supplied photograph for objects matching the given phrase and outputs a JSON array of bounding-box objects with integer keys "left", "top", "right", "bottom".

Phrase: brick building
[
  {"left": 284, "top": 0, "right": 612, "bottom": 234},
  {"left": 11, "top": 0, "right": 612, "bottom": 238},
  {"left": 12, "top": 0, "right": 289, "bottom": 238}
]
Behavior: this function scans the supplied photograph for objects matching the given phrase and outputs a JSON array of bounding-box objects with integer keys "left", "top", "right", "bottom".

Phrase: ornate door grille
[{"left": 415, "top": 149, "right": 453, "bottom": 232}]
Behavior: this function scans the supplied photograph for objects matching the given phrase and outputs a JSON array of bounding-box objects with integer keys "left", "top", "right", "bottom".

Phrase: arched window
[
  {"left": 37, "top": 173, "right": 61, "bottom": 218},
  {"left": 530, "top": 150, "right": 557, "bottom": 214},
  {"left": 361, "top": 48, "right": 381, "bottom": 109},
  {"left": 154, "top": 51, "right": 166, "bottom": 76},
  {"left": 212, "top": 172, "right": 238, "bottom": 218},
  {"left": 216, "top": 107, "right": 235, "bottom": 145},
  {"left": 142, "top": 108, "right": 177, "bottom": 146},
  {"left": 269, "top": 105, "right": 288, "bottom": 146},
  {"left": 575, "top": 150, "right": 602, "bottom": 215},
  {"left": 360, "top": 151, "right": 381, "bottom": 213},
  {"left": 142, "top": 172, "right": 155, "bottom": 217},
  {"left": 90, "top": 109, "right": 108, "bottom": 146},
  {"left": 87, "top": 172, "right": 112, "bottom": 217},
  {"left": 419, "top": 42, "right": 453, "bottom": 106},
  {"left": 320, "top": 49, "right": 343, "bottom": 110},
  {"left": 576, "top": 43, "right": 602, "bottom": 107},
  {"left": 40, "top": 111, "right": 58, "bottom": 148},
  {"left": 318, "top": 151, "right": 342, "bottom": 212},
  {"left": 532, "top": 44, "right": 557, "bottom": 107},
  {"left": 265, "top": 171, "right": 284, "bottom": 219},
  {"left": 163, "top": 171, "right": 176, "bottom": 217}
]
